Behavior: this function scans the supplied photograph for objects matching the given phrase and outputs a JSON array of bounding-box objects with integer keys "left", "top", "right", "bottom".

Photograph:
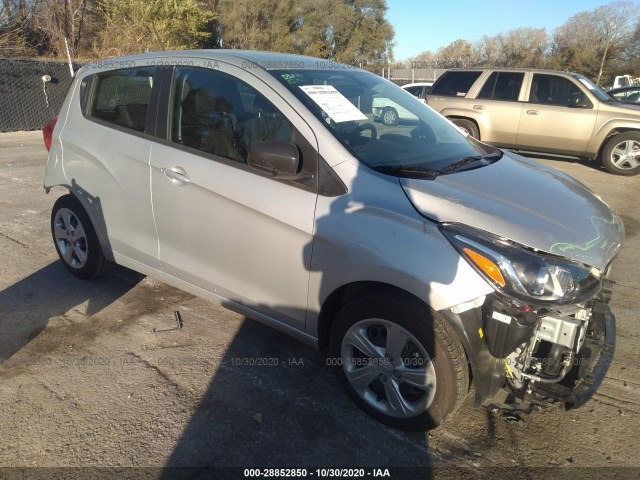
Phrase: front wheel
[
  {"left": 51, "top": 194, "right": 112, "bottom": 279},
  {"left": 601, "top": 132, "right": 640, "bottom": 176},
  {"left": 329, "top": 295, "right": 469, "bottom": 431}
]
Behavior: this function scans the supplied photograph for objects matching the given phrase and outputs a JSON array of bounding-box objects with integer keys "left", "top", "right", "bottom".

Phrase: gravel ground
[{"left": 0, "top": 131, "right": 639, "bottom": 479}]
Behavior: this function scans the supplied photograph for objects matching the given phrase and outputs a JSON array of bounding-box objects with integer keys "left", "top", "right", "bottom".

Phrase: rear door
[
  {"left": 517, "top": 73, "right": 598, "bottom": 154},
  {"left": 471, "top": 71, "right": 525, "bottom": 145},
  {"left": 61, "top": 66, "right": 160, "bottom": 267},
  {"left": 149, "top": 63, "right": 319, "bottom": 329}
]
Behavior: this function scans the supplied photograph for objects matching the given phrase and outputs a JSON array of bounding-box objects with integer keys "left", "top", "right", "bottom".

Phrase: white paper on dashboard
[{"left": 300, "top": 85, "right": 367, "bottom": 123}]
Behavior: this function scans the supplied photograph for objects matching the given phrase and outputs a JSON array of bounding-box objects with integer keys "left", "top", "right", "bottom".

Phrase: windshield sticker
[
  {"left": 300, "top": 85, "right": 367, "bottom": 123},
  {"left": 578, "top": 78, "right": 595, "bottom": 91}
]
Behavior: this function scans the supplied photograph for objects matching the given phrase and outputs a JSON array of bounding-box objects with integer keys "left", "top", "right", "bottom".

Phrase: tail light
[{"left": 43, "top": 116, "right": 57, "bottom": 151}]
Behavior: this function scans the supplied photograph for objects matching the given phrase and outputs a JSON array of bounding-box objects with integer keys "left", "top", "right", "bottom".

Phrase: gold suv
[{"left": 426, "top": 68, "right": 640, "bottom": 175}]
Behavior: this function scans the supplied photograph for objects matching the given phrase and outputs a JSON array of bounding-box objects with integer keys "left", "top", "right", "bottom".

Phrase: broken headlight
[{"left": 441, "top": 224, "right": 601, "bottom": 305}]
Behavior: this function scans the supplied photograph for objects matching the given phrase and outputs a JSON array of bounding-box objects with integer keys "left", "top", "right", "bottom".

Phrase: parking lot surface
[{"left": 1, "top": 131, "right": 639, "bottom": 478}]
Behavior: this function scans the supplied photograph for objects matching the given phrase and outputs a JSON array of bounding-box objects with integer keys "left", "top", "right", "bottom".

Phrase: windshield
[
  {"left": 270, "top": 69, "right": 500, "bottom": 175},
  {"left": 571, "top": 74, "right": 612, "bottom": 102}
]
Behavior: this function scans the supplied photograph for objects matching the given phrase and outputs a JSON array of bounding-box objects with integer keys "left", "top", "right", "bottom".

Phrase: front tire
[
  {"left": 601, "top": 132, "right": 640, "bottom": 176},
  {"left": 51, "top": 194, "right": 111, "bottom": 279},
  {"left": 329, "top": 294, "right": 469, "bottom": 431}
]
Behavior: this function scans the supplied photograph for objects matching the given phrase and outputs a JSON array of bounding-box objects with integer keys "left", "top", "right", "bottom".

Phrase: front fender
[{"left": 588, "top": 118, "right": 640, "bottom": 155}]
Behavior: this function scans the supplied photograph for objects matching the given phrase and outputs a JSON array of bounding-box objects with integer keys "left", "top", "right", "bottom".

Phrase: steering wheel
[{"left": 348, "top": 123, "right": 378, "bottom": 143}]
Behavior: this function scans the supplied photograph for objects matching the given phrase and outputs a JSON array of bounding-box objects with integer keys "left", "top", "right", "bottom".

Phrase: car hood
[{"left": 400, "top": 153, "right": 624, "bottom": 271}]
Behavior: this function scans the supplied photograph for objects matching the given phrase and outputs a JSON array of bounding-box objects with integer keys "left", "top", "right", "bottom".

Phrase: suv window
[
  {"left": 530, "top": 74, "right": 585, "bottom": 106},
  {"left": 405, "top": 85, "right": 423, "bottom": 97},
  {"left": 89, "top": 67, "right": 156, "bottom": 132},
  {"left": 430, "top": 71, "right": 482, "bottom": 97},
  {"left": 170, "top": 66, "right": 293, "bottom": 162},
  {"left": 478, "top": 72, "right": 524, "bottom": 101}
]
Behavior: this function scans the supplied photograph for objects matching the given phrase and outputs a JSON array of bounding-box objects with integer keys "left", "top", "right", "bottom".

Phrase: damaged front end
[
  {"left": 440, "top": 223, "right": 620, "bottom": 413},
  {"left": 480, "top": 289, "right": 615, "bottom": 412}
]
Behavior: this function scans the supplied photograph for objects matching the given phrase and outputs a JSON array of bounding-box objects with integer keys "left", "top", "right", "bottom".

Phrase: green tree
[
  {"left": 215, "top": 0, "right": 300, "bottom": 52},
  {"left": 97, "top": 0, "right": 216, "bottom": 57}
]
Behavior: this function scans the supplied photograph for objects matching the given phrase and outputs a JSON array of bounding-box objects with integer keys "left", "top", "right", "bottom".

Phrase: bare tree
[{"left": 592, "top": 1, "right": 639, "bottom": 84}]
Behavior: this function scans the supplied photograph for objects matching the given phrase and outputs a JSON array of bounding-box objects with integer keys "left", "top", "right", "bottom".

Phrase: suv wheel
[
  {"left": 451, "top": 118, "right": 479, "bottom": 139},
  {"left": 329, "top": 294, "right": 469, "bottom": 431},
  {"left": 381, "top": 107, "right": 399, "bottom": 126},
  {"left": 602, "top": 132, "right": 640, "bottom": 176},
  {"left": 51, "top": 194, "right": 112, "bottom": 279}
]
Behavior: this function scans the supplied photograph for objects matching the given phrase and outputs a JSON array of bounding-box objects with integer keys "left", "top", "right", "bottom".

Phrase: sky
[{"left": 386, "top": 0, "right": 618, "bottom": 61}]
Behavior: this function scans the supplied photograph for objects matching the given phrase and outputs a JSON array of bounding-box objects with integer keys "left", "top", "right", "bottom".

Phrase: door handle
[
  {"left": 160, "top": 167, "right": 191, "bottom": 185},
  {"left": 473, "top": 105, "right": 485, "bottom": 110},
  {"left": 526, "top": 110, "right": 539, "bottom": 115}
]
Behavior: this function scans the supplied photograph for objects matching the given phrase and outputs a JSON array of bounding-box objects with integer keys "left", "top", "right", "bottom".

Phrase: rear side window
[
  {"left": 430, "top": 71, "right": 482, "bottom": 97},
  {"left": 478, "top": 72, "right": 524, "bottom": 101},
  {"left": 89, "top": 67, "right": 157, "bottom": 132},
  {"left": 170, "top": 66, "right": 293, "bottom": 163}
]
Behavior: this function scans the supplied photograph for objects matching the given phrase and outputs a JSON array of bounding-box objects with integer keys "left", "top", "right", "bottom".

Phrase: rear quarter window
[
  {"left": 430, "top": 71, "right": 482, "bottom": 97},
  {"left": 88, "top": 67, "right": 157, "bottom": 132}
]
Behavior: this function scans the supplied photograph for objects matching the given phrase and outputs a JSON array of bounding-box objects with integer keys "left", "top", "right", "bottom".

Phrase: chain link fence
[{"left": 0, "top": 58, "right": 84, "bottom": 132}]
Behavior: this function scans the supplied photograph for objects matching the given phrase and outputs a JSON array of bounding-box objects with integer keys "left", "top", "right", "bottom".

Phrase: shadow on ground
[{"left": 0, "top": 262, "right": 143, "bottom": 363}]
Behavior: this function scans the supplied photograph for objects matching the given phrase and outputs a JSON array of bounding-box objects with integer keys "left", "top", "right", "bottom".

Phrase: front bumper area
[
  {"left": 534, "top": 304, "right": 615, "bottom": 410},
  {"left": 442, "top": 301, "right": 616, "bottom": 412}
]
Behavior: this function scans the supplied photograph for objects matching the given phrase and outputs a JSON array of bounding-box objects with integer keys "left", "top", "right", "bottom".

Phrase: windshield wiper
[
  {"left": 440, "top": 152, "right": 502, "bottom": 174},
  {"left": 374, "top": 164, "right": 440, "bottom": 179}
]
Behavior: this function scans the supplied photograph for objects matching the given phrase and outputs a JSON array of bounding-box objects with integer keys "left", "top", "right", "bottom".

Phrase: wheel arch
[
  {"left": 595, "top": 127, "right": 640, "bottom": 160},
  {"left": 54, "top": 188, "right": 115, "bottom": 262},
  {"left": 444, "top": 115, "right": 481, "bottom": 139}
]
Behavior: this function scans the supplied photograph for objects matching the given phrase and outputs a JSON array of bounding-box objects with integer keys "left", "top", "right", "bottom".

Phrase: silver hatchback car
[{"left": 43, "top": 50, "right": 623, "bottom": 431}]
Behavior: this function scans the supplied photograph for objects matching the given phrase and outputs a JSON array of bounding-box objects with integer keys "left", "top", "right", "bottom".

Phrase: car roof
[
  {"left": 443, "top": 67, "right": 580, "bottom": 76},
  {"left": 84, "top": 49, "right": 355, "bottom": 72}
]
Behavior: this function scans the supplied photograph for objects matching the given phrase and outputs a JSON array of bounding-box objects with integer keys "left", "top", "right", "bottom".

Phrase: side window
[
  {"left": 405, "top": 86, "right": 422, "bottom": 97},
  {"left": 89, "top": 67, "right": 156, "bottom": 132},
  {"left": 170, "top": 66, "right": 293, "bottom": 163},
  {"left": 478, "top": 72, "right": 524, "bottom": 101},
  {"left": 429, "top": 71, "right": 482, "bottom": 97},
  {"left": 530, "top": 74, "right": 586, "bottom": 106}
]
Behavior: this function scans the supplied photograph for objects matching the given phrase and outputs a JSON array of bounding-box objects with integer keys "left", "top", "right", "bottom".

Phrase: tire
[
  {"left": 601, "top": 132, "right": 640, "bottom": 176},
  {"left": 381, "top": 107, "right": 399, "bottom": 126},
  {"left": 451, "top": 118, "right": 479, "bottom": 139},
  {"left": 329, "top": 294, "right": 469, "bottom": 431},
  {"left": 51, "top": 194, "right": 112, "bottom": 279}
]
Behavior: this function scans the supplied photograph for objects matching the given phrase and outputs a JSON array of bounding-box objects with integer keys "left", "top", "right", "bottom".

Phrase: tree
[
  {"left": 296, "top": 0, "right": 394, "bottom": 68},
  {"left": 434, "top": 39, "right": 473, "bottom": 68},
  {"left": 97, "top": 0, "right": 216, "bottom": 57},
  {"left": 494, "top": 28, "right": 548, "bottom": 67},
  {"left": 215, "top": 0, "right": 300, "bottom": 52},
  {"left": 551, "top": 1, "right": 640, "bottom": 84},
  {"left": 592, "top": 2, "right": 639, "bottom": 84}
]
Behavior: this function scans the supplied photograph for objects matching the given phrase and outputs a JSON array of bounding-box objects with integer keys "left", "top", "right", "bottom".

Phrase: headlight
[{"left": 441, "top": 224, "right": 601, "bottom": 305}]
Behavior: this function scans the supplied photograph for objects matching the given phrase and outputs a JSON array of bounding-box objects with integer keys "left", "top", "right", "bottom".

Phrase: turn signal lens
[{"left": 463, "top": 247, "right": 506, "bottom": 287}]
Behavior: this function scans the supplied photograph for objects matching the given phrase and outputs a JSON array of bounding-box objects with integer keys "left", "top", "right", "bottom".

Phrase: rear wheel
[
  {"left": 451, "top": 118, "right": 479, "bottom": 139},
  {"left": 601, "top": 132, "right": 640, "bottom": 176},
  {"left": 381, "top": 107, "right": 399, "bottom": 126},
  {"left": 51, "top": 194, "right": 111, "bottom": 279},
  {"left": 329, "top": 295, "right": 469, "bottom": 431}
]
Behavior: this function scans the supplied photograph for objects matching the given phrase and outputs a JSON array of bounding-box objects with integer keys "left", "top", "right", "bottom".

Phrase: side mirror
[
  {"left": 569, "top": 93, "right": 592, "bottom": 109},
  {"left": 247, "top": 140, "right": 304, "bottom": 179}
]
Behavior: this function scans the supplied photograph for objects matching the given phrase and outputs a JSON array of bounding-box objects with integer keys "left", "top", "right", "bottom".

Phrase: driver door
[{"left": 149, "top": 64, "right": 320, "bottom": 329}]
